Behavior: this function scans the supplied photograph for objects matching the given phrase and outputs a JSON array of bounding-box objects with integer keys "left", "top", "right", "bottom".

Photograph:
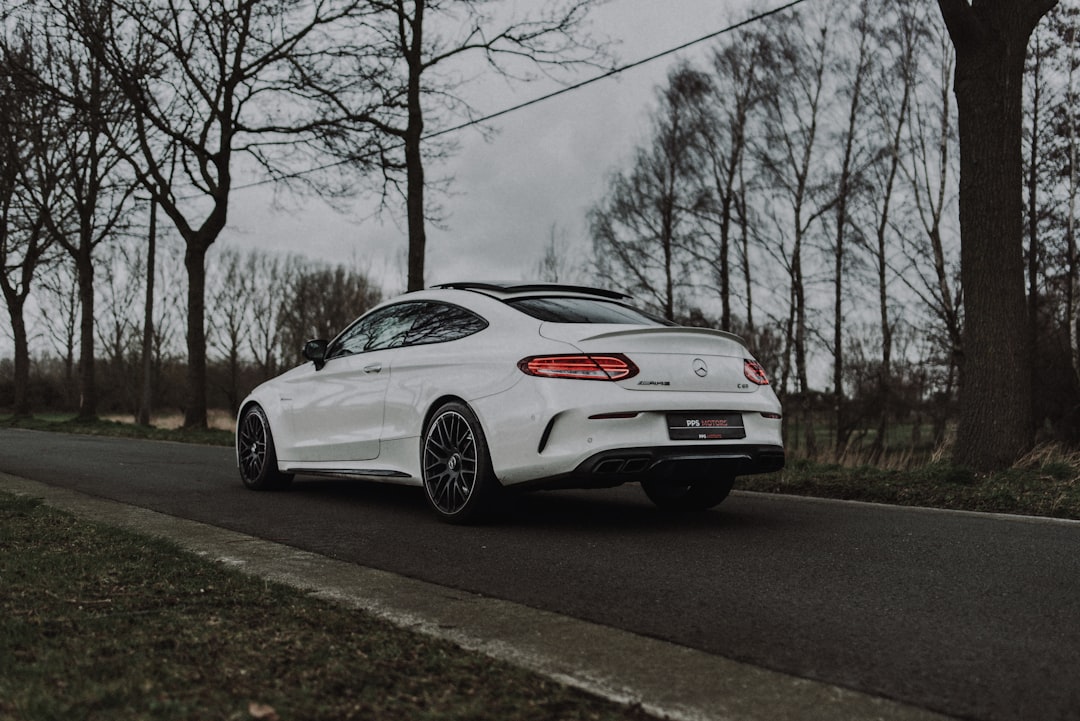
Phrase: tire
[
  {"left": 421, "top": 401, "right": 501, "bottom": 523},
  {"left": 642, "top": 475, "right": 734, "bottom": 511},
  {"left": 237, "top": 405, "right": 293, "bottom": 491}
]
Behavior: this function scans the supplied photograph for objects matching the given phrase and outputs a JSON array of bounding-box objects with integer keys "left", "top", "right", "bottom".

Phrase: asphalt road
[{"left": 2, "top": 428, "right": 1078, "bottom": 721}]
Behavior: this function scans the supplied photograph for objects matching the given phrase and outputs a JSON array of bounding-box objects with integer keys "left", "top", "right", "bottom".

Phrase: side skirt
[{"left": 281, "top": 468, "right": 421, "bottom": 486}]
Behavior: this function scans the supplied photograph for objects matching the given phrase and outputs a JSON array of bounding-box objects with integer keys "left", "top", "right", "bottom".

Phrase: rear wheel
[
  {"left": 237, "top": 405, "right": 293, "bottom": 490},
  {"left": 422, "top": 401, "right": 501, "bottom": 523},
  {"left": 642, "top": 475, "right": 734, "bottom": 511}
]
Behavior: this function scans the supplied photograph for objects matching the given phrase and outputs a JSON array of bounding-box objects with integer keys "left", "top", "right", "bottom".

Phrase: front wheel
[
  {"left": 421, "top": 402, "right": 501, "bottom": 523},
  {"left": 237, "top": 405, "right": 293, "bottom": 491},
  {"left": 642, "top": 475, "right": 734, "bottom": 511}
]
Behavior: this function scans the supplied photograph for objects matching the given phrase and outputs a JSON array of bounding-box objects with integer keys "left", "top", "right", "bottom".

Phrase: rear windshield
[{"left": 507, "top": 297, "right": 671, "bottom": 325}]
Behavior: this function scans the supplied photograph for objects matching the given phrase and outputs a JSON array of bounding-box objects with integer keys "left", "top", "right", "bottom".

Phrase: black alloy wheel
[
  {"left": 422, "top": 401, "right": 500, "bottom": 523},
  {"left": 237, "top": 405, "right": 293, "bottom": 490}
]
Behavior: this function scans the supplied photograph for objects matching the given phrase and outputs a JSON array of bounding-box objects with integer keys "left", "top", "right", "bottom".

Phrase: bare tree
[
  {"left": 276, "top": 260, "right": 383, "bottom": 366},
  {"left": 735, "top": 163, "right": 757, "bottom": 335},
  {"left": 863, "top": 0, "right": 926, "bottom": 459},
  {"left": 100, "top": 230, "right": 186, "bottom": 420},
  {"left": 15, "top": 3, "right": 139, "bottom": 421},
  {"left": 34, "top": 259, "right": 81, "bottom": 407},
  {"left": 357, "top": 0, "right": 609, "bottom": 292},
  {"left": 207, "top": 246, "right": 253, "bottom": 415},
  {"left": 137, "top": 197, "right": 157, "bottom": 425},
  {"left": 246, "top": 250, "right": 288, "bottom": 380},
  {"left": 0, "top": 29, "right": 63, "bottom": 418},
  {"left": 689, "top": 29, "right": 769, "bottom": 331},
  {"left": 590, "top": 65, "right": 710, "bottom": 320},
  {"left": 755, "top": 6, "right": 836, "bottom": 453},
  {"left": 95, "top": 240, "right": 143, "bottom": 413},
  {"left": 149, "top": 237, "right": 187, "bottom": 410},
  {"left": 1022, "top": 11, "right": 1080, "bottom": 434},
  {"left": 1056, "top": 8, "right": 1080, "bottom": 389},
  {"left": 938, "top": 0, "right": 1057, "bottom": 470},
  {"left": 54, "top": 0, "right": 385, "bottom": 428},
  {"left": 898, "top": 20, "right": 963, "bottom": 446},
  {"left": 1026, "top": 24, "right": 1051, "bottom": 352},
  {"left": 827, "top": 1, "right": 875, "bottom": 454},
  {"left": 533, "top": 224, "right": 585, "bottom": 284}
]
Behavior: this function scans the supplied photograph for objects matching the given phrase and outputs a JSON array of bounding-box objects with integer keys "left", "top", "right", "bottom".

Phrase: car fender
[{"left": 236, "top": 362, "right": 313, "bottom": 463}]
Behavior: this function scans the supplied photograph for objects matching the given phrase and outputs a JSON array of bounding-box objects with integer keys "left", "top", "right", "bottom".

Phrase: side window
[
  {"left": 327, "top": 303, "right": 425, "bottom": 359},
  {"left": 405, "top": 303, "right": 488, "bottom": 346}
]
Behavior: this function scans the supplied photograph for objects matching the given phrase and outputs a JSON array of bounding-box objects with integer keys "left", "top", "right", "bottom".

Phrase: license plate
[{"left": 667, "top": 412, "right": 745, "bottom": 441}]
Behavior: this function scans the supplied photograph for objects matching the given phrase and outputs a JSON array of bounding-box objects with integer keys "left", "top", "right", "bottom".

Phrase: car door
[{"left": 282, "top": 303, "right": 425, "bottom": 462}]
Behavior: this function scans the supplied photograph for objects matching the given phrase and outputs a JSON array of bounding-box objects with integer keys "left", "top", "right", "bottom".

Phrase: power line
[
  {"left": 226, "top": 0, "right": 809, "bottom": 194},
  {"left": 427, "top": 0, "right": 808, "bottom": 138}
]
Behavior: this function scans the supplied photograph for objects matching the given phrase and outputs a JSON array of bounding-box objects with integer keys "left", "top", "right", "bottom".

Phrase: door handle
[{"left": 363, "top": 363, "right": 382, "bottom": 374}]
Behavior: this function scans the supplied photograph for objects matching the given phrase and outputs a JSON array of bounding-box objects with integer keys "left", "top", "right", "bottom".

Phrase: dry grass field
[{"left": 103, "top": 409, "right": 236, "bottom": 432}]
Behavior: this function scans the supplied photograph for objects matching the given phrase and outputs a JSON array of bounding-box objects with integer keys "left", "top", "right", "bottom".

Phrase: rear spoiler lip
[
  {"left": 433, "top": 281, "right": 630, "bottom": 300},
  {"left": 549, "top": 325, "right": 750, "bottom": 350}
]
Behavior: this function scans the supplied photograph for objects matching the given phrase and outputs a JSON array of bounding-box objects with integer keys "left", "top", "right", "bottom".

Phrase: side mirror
[{"left": 303, "top": 339, "right": 329, "bottom": 370}]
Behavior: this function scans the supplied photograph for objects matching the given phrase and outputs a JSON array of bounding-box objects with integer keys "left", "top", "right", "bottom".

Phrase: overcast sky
[{"left": 220, "top": 0, "right": 764, "bottom": 294}]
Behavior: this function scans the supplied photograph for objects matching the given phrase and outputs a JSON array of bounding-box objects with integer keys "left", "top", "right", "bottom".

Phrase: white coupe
[{"left": 236, "top": 282, "right": 784, "bottom": 522}]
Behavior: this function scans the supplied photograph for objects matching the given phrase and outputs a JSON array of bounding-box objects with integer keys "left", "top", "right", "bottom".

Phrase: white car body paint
[{"left": 238, "top": 284, "right": 784, "bottom": 493}]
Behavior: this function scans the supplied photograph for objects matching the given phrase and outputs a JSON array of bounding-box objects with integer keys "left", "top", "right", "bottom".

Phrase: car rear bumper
[
  {"left": 472, "top": 378, "right": 784, "bottom": 487},
  {"left": 513, "top": 443, "right": 785, "bottom": 490}
]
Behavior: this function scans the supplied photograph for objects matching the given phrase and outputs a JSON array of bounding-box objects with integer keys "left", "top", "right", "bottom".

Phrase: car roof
[{"left": 431, "top": 281, "right": 630, "bottom": 301}]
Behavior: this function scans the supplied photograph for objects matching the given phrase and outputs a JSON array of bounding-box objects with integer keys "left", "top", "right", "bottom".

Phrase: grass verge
[
  {"left": 0, "top": 414, "right": 233, "bottom": 447},
  {"left": 0, "top": 493, "right": 655, "bottom": 721},
  {"left": 740, "top": 447, "right": 1080, "bottom": 520}
]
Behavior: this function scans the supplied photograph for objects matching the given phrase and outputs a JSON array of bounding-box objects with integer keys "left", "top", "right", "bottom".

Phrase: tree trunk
[
  {"left": 737, "top": 174, "right": 754, "bottom": 335},
  {"left": 661, "top": 192, "right": 675, "bottom": 322},
  {"left": 953, "top": 56, "right": 1030, "bottom": 469},
  {"left": 138, "top": 199, "right": 156, "bottom": 426},
  {"left": 832, "top": 205, "right": 845, "bottom": 456},
  {"left": 873, "top": 147, "right": 899, "bottom": 459},
  {"left": 405, "top": 106, "right": 425, "bottom": 293},
  {"left": 75, "top": 242, "right": 97, "bottom": 421},
  {"left": 405, "top": 3, "right": 426, "bottom": 293},
  {"left": 793, "top": 238, "right": 816, "bottom": 456},
  {"left": 1026, "top": 36, "right": 1043, "bottom": 433},
  {"left": 938, "top": 0, "right": 1056, "bottom": 470},
  {"left": 718, "top": 191, "right": 732, "bottom": 330},
  {"left": 8, "top": 299, "right": 32, "bottom": 419},
  {"left": 183, "top": 241, "right": 209, "bottom": 429}
]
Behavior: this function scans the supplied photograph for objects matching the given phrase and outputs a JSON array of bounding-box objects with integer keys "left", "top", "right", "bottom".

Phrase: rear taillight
[
  {"left": 518, "top": 354, "right": 639, "bottom": 381},
  {"left": 744, "top": 359, "right": 770, "bottom": 385}
]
